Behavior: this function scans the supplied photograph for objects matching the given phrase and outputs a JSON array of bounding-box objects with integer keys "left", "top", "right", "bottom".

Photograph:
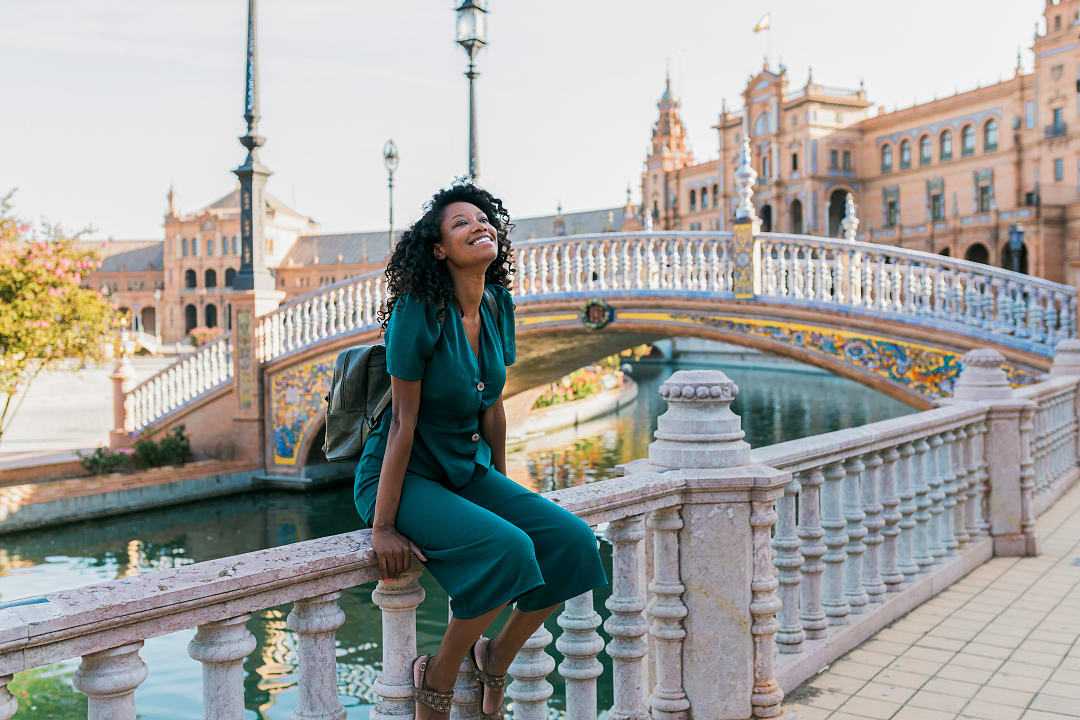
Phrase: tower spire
[{"left": 232, "top": 0, "right": 274, "bottom": 291}]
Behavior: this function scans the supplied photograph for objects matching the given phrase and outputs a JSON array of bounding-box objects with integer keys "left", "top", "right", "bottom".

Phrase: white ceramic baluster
[
  {"left": 798, "top": 467, "right": 828, "bottom": 638},
  {"left": 940, "top": 430, "right": 959, "bottom": 555},
  {"left": 74, "top": 642, "right": 148, "bottom": 720},
  {"left": 862, "top": 452, "right": 886, "bottom": 603},
  {"left": 927, "top": 433, "right": 948, "bottom": 562},
  {"left": 566, "top": 243, "right": 577, "bottom": 292},
  {"left": 371, "top": 569, "right": 425, "bottom": 720},
  {"left": 880, "top": 447, "right": 904, "bottom": 591},
  {"left": 507, "top": 623, "right": 555, "bottom": 720},
  {"left": 288, "top": 592, "right": 348, "bottom": 720},
  {"left": 822, "top": 461, "right": 850, "bottom": 625},
  {"left": 897, "top": 442, "right": 919, "bottom": 580},
  {"left": 1019, "top": 406, "right": 1037, "bottom": 551},
  {"left": 557, "top": 590, "right": 603, "bottom": 720},
  {"left": 604, "top": 515, "right": 649, "bottom": 720},
  {"left": 751, "top": 497, "right": 785, "bottom": 720},
  {"left": 952, "top": 427, "right": 971, "bottom": 547},
  {"left": 187, "top": 614, "right": 257, "bottom": 719},
  {"left": 912, "top": 438, "right": 934, "bottom": 570},
  {"left": 774, "top": 476, "right": 804, "bottom": 653},
  {"left": 0, "top": 675, "right": 15, "bottom": 720},
  {"left": 843, "top": 456, "right": 868, "bottom": 613},
  {"left": 647, "top": 507, "right": 690, "bottom": 718}
]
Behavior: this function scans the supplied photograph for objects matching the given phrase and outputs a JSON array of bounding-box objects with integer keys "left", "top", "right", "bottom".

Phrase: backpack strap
[{"left": 369, "top": 387, "right": 392, "bottom": 429}]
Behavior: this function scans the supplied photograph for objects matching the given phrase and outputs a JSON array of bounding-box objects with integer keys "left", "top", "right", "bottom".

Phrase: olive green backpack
[{"left": 322, "top": 287, "right": 500, "bottom": 462}]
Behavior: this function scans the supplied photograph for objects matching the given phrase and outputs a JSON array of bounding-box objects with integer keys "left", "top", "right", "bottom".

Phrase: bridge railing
[
  {"left": 760, "top": 233, "right": 1077, "bottom": 354},
  {"left": 124, "top": 334, "right": 233, "bottom": 433},
  {"left": 12, "top": 348, "right": 1080, "bottom": 718}
]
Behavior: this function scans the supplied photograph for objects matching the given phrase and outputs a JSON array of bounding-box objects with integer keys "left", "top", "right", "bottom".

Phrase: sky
[{"left": 1, "top": 1, "right": 1046, "bottom": 240}]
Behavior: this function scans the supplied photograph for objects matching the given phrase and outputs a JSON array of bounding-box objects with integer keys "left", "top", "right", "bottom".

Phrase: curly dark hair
[{"left": 379, "top": 182, "right": 515, "bottom": 328}]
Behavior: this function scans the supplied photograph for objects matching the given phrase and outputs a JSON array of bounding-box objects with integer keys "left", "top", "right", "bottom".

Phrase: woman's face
[{"left": 433, "top": 201, "right": 499, "bottom": 269}]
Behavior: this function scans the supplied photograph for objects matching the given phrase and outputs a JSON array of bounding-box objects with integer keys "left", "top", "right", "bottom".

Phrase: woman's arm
[
  {"left": 371, "top": 375, "right": 426, "bottom": 579},
  {"left": 480, "top": 395, "right": 508, "bottom": 476}
]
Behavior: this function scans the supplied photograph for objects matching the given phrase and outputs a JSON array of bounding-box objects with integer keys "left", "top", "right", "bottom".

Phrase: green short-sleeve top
[{"left": 356, "top": 283, "right": 517, "bottom": 489}]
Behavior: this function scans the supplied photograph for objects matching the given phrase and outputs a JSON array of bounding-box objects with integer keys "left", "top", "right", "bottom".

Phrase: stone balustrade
[
  {"left": 51, "top": 345, "right": 1080, "bottom": 718},
  {"left": 123, "top": 334, "right": 233, "bottom": 433}
]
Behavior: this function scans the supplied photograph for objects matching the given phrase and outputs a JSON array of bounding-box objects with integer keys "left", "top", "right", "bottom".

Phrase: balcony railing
[{"left": 1045, "top": 122, "right": 1068, "bottom": 139}]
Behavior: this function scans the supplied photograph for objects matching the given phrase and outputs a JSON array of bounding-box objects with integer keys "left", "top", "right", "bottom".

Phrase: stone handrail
[
  {"left": 124, "top": 334, "right": 233, "bottom": 433},
  {"left": 9, "top": 352, "right": 1080, "bottom": 717},
  {"left": 758, "top": 232, "right": 1076, "bottom": 355}
]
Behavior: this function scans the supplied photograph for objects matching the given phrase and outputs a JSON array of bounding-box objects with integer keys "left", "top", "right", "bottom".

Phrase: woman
[{"left": 353, "top": 182, "right": 608, "bottom": 719}]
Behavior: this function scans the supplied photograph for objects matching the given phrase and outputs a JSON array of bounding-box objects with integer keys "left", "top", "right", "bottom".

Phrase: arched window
[
  {"left": 181, "top": 237, "right": 189, "bottom": 257},
  {"left": 207, "top": 238, "right": 215, "bottom": 257},
  {"left": 940, "top": 130, "right": 954, "bottom": 161},
  {"left": 184, "top": 269, "right": 197, "bottom": 288},
  {"left": 984, "top": 120, "right": 999, "bottom": 152},
  {"left": 205, "top": 304, "right": 218, "bottom": 328},
  {"left": 700, "top": 188, "right": 708, "bottom": 209},
  {"left": 790, "top": 199, "right": 804, "bottom": 234},
  {"left": 919, "top": 135, "right": 932, "bottom": 165},
  {"left": 760, "top": 204, "right": 773, "bottom": 232},
  {"left": 961, "top": 125, "right": 975, "bottom": 156},
  {"left": 754, "top": 112, "right": 770, "bottom": 136},
  {"left": 224, "top": 268, "right": 237, "bottom": 288},
  {"left": 231, "top": 236, "right": 239, "bottom": 255},
  {"left": 881, "top": 144, "right": 893, "bottom": 173},
  {"left": 689, "top": 189, "right": 697, "bottom": 211},
  {"left": 712, "top": 184, "right": 719, "bottom": 207},
  {"left": 205, "top": 269, "right": 217, "bottom": 288},
  {"left": 900, "top": 139, "right": 911, "bottom": 169},
  {"left": 184, "top": 304, "right": 198, "bottom": 333},
  {"left": 965, "top": 243, "right": 990, "bottom": 265}
]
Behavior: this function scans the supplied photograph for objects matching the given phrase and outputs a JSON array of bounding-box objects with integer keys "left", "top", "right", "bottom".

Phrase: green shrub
[
  {"left": 78, "top": 446, "right": 132, "bottom": 475},
  {"left": 133, "top": 425, "right": 192, "bottom": 469}
]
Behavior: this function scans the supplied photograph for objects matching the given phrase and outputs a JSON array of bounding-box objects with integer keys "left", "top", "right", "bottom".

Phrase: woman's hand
[{"left": 372, "top": 525, "right": 427, "bottom": 579}]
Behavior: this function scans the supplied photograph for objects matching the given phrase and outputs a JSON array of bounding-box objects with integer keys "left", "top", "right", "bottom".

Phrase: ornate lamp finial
[
  {"left": 734, "top": 132, "right": 759, "bottom": 227},
  {"left": 841, "top": 193, "right": 859, "bottom": 242}
]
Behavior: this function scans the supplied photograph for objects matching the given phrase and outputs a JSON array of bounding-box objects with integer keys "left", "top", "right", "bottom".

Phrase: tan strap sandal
[
  {"left": 471, "top": 636, "right": 508, "bottom": 719},
  {"left": 412, "top": 655, "right": 454, "bottom": 714}
]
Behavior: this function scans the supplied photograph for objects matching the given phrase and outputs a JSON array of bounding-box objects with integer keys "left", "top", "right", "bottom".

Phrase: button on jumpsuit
[{"left": 354, "top": 284, "right": 608, "bottom": 619}]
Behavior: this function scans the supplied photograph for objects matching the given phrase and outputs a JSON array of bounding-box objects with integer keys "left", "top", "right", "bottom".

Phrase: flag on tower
[{"left": 753, "top": 13, "right": 771, "bottom": 33}]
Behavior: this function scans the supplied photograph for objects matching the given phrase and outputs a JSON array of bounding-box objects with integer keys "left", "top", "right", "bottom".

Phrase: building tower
[{"left": 643, "top": 69, "right": 694, "bottom": 230}]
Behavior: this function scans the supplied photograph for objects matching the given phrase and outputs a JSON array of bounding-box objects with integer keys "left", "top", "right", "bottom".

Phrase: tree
[{"left": 0, "top": 191, "right": 115, "bottom": 442}]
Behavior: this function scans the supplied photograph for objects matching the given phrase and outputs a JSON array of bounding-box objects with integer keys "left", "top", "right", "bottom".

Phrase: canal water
[{"left": 2, "top": 360, "right": 913, "bottom": 719}]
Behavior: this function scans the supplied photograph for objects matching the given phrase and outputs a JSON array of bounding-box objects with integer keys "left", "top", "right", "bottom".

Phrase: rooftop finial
[
  {"left": 243, "top": 0, "right": 259, "bottom": 137},
  {"left": 166, "top": 183, "right": 176, "bottom": 217},
  {"left": 807, "top": 65, "right": 814, "bottom": 86},
  {"left": 661, "top": 59, "right": 673, "bottom": 102}
]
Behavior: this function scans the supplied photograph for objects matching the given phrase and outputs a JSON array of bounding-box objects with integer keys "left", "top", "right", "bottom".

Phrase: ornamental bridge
[{"left": 110, "top": 222, "right": 1078, "bottom": 484}]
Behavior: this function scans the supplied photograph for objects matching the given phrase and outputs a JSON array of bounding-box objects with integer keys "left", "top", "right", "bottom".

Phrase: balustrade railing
[
  {"left": 11, "top": 351, "right": 1080, "bottom": 717},
  {"left": 124, "top": 334, "right": 233, "bottom": 433}
]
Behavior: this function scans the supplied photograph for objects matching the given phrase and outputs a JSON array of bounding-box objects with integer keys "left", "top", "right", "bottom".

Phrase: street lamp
[
  {"left": 1008, "top": 223, "right": 1025, "bottom": 274},
  {"left": 383, "top": 138, "right": 399, "bottom": 253},
  {"left": 455, "top": 0, "right": 488, "bottom": 181}
]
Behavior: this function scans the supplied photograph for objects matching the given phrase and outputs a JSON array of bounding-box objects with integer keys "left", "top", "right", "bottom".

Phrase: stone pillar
[
  {"left": 187, "top": 614, "right": 257, "bottom": 718},
  {"left": 74, "top": 642, "right": 149, "bottom": 720},
  {"left": 287, "top": 593, "right": 347, "bottom": 720},
  {"left": 108, "top": 330, "right": 136, "bottom": 449},
  {"left": 951, "top": 348, "right": 1037, "bottom": 556},
  {"left": 230, "top": 288, "right": 285, "bottom": 466},
  {"left": 648, "top": 370, "right": 789, "bottom": 720},
  {"left": 371, "top": 569, "right": 425, "bottom": 720}
]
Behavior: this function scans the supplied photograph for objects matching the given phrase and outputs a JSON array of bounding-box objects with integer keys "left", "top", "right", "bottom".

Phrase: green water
[{"left": 1, "top": 361, "right": 913, "bottom": 718}]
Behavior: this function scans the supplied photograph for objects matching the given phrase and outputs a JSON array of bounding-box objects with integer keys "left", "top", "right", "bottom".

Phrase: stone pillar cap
[
  {"left": 1050, "top": 338, "right": 1080, "bottom": 377},
  {"left": 953, "top": 347, "right": 1012, "bottom": 401},
  {"left": 649, "top": 369, "right": 751, "bottom": 469}
]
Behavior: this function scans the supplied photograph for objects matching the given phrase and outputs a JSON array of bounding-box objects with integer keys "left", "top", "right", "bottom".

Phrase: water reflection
[{"left": 3, "top": 360, "right": 912, "bottom": 718}]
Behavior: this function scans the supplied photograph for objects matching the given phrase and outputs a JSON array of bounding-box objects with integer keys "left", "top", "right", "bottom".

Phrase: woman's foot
[
  {"left": 471, "top": 636, "right": 508, "bottom": 719},
  {"left": 412, "top": 655, "right": 454, "bottom": 719}
]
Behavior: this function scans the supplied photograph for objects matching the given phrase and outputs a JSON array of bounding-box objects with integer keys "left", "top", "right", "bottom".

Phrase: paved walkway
[{"left": 785, "top": 482, "right": 1080, "bottom": 720}]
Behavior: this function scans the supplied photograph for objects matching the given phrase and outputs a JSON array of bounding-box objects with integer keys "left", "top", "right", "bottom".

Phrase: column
[
  {"left": 74, "top": 642, "right": 149, "bottom": 720},
  {"left": 507, "top": 624, "right": 555, "bottom": 720},
  {"left": 187, "top": 615, "right": 257, "bottom": 719},
  {"left": 371, "top": 569, "right": 425, "bottom": 720},
  {"left": 557, "top": 590, "right": 604, "bottom": 720},
  {"left": 604, "top": 516, "right": 649, "bottom": 720},
  {"left": 287, "top": 593, "right": 348, "bottom": 720},
  {"left": 647, "top": 507, "right": 690, "bottom": 718},
  {"left": 797, "top": 467, "right": 828, "bottom": 638}
]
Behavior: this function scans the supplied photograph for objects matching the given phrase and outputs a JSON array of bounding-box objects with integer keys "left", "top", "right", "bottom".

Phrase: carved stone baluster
[
  {"left": 538, "top": 246, "right": 549, "bottom": 294},
  {"left": 862, "top": 452, "right": 886, "bottom": 603},
  {"left": 912, "top": 438, "right": 934, "bottom": 570},
  {"left": 798, "top": 467, "right": 828, "bottom": 638},
  {"left": 940, "top": 430, "right": 959, "bottom": 555},
  {"left": 1019, "top": 405, "right": 1038, "bottom": 554},
  {"left": 187, "top": 614, "right": 257, "bottom": 719},
  {"left": 571, "top": 242, "right": 582, "bottom": 292},
  {"left": 952, "top": 427, "right": 971, "bottom": 547},
  {"left": 647, "top": 507, "right": 690, "bottom": 718},
  {"left": 821, "top": 461, "right": 850, "bottom": 625},
  {"left": 557, "top": 590, "right": 604, "bottom": 720},
  {"left": 604, "top": 515, "right": 649, "bottom": 720},
  {"left": 1046, "top": 290, "right": 1059, "bottom": 343},
  {"left": 964, "top": 422, "right": 982, "bottom": 537},
  {"left": 843, "top": 456, "right": 869, "bottom": 613},
  {"left": 751, "top": 497, "right": 785, "bottom": 719},
  {"left": 74, "top": 642, "right": 149, "bottom": 720},
  {"left": 585, "top": 241, "right": 597, "bottom": 290},
  {"left": 0, "top": 675, "right": 15, "bottom": 720},
  {"left": 507, "top": 622, "right": 555, "bottom": 720},
  {"left": 288, "top": 592, "right": 348, "bottom": 720},
  {"left": 372, "top": 569, "right": 425, "bottom": 720},
  {"left": 926, "top": 434, "right": 947, "bottom": 563},
  {"left": 774, "top": 476, "right": 805, "bottom": 652},
  {"left": 634, "top": 238, "right": 646, "bottom": 289},
  {"left": 881, "top": 446, "right": 904, "bottom": 590}
]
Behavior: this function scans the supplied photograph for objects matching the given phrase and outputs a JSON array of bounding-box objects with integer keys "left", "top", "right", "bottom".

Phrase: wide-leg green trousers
[{"left": 354, "top": 465, "right": 608, "bottom": 619}]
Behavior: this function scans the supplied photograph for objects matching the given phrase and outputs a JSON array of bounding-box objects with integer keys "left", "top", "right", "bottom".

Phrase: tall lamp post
[
  {"left": 455, "top": 0, "right": 488, "bottom": 181},
  {"left": 383, "top": 138, "right": 399, "bottom": 253}
]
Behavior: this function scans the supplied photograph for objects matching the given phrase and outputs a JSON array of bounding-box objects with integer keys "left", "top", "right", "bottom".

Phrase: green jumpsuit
[{"left": 353, "top": 284, "right": 608, "bottom": 619}]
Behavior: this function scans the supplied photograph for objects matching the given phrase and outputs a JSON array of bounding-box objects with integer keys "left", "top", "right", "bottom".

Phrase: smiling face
[{"left": 433, "top": 201, "right": 499, "bottom": 269}]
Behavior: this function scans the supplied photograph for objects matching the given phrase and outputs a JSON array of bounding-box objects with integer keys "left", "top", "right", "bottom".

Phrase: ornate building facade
[{"left": 638, "top": 0, "right": 1080, "bottom": 285}]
